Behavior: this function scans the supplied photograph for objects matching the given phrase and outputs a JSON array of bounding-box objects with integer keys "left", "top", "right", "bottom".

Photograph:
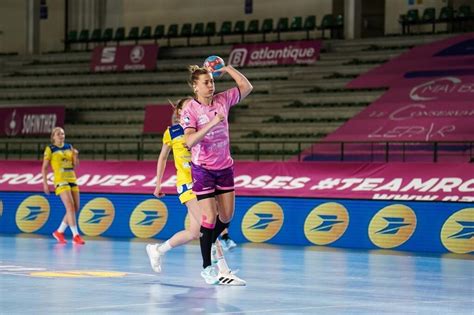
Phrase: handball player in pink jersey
[{"left": 181, "top": 63, "right": 253, "bottom": 284}]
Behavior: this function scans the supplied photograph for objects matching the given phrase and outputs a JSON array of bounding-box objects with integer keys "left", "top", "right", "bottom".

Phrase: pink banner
[
  {"left": 347, "top": 34, "right": 474, "bottom": 89},
  {"left": 0, "top": 160, "right": 473, "bottom": 202},
  {"left": 90, "top": 44, "right": 158, "bottom": 72},
  {"left": 0, "top": 106, "right": 64, "bottom": 137},
  {"left": 319, "top": 34, "right": 474, "bottom": 143},
  {"left": 143, "top": 104, "right": 174, "bottom": 134},
  {"left": 228, "top": 40, "right": 322, "bottom": 67},
  {"left": 327, "top": 75, "right": 474, "bottom": 142}
]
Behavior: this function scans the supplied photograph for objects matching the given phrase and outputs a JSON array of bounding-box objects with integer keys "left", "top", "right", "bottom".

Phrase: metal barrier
[{"left": 0, "top": 138, "right": 472, "bottom": 162}]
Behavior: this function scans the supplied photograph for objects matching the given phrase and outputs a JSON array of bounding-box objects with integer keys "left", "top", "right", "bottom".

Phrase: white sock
[
  {"left": 158, "top": 240, "right": 172, "bottom": 254},
  {"left": 57, "top": 221, "right": 68, "bottom": 233},
  {"left": 69, "top": 225, "right": 79, "bottom": 236},
  {"left": 215, "top": 241, "right": 231, "bottom": 273}
]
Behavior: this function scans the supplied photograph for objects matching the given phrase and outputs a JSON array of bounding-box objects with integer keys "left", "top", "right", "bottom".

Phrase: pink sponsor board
[
  {"left": 0, "top": 106, "right": 64, "bottom": 137},
  {"left": 347, "top": 34, "right": 474, "bottom": 89},
  {"left": 143, "top": 104, "right": 174, "bottom": 134},
  {"left": 0, "top": 160, "right": 472, "bottom": 202},
  {"left": 228, "top": 40, "right": 322, "bottom": 67},
  {"left": 90, "top": 44, "right": 158, "bottom": 72},
  {"left": 320, "top": 34, "right": 474, "bottom": 143},
  {"left": 327, "top": 75, "right": 474, "bottom": 142}
]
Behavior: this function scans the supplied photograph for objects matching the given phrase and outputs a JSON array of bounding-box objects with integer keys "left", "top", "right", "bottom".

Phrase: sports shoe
[
  {"left": 52, "top": 231, "right": 67, "bottom": 244},
  {"left": 201, "top": 265, "right": 219, "bottom": 285},
  {"left": 72, "top": 235, "right": 85, "bottom": 245},
  {"left": 146, "top": 244, "right": 163, "bottom": 273},
  {"left": 217, "top": 271, "right": 246, "bottom": 286},
  {"left": 220, "top": 238, "right": 237, "bottom": 251}
]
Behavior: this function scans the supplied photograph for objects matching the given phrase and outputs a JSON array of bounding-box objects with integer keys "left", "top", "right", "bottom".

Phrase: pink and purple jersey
[{"left": 181, "top": 87, "right": 241, "bottom": 170}]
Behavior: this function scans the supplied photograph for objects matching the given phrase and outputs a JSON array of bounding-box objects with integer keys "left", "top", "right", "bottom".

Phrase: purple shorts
[{"left": 191, "top": 163, "right": 235, "bottom": 196}]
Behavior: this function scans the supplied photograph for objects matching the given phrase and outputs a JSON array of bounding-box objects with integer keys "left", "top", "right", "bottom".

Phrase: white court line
[{"left": 76, "top": 302, "right": 170, "bottom": 311}]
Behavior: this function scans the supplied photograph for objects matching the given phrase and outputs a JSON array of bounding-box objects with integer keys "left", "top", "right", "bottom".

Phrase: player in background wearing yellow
[
  {"left": 41, "top": 127, "right": 85, "bottom": 245},
  {"left": 146, "top": 99, "right": 240, "bottom": 285}
]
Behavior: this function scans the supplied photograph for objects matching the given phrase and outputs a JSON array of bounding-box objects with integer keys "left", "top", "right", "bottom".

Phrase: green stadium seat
[
  {"left": 180, "top": 23, "right": 192, "bottom": 45},
  {"left": 205, "top": 22, "right": 216, "bottom": 44},
  {"left": 66, "top": 30, "right": 78, "bottom": 44},
  {"left": 219, "top": 21, "right": 232, "bottom": 44},
  {"left": 290, "top": 16, "right": 303, "bottom": 31},
  {"left": 234, "top": 20, "right": 246, "bottom": 42},
  {"left": 153, "top": 25, "right": 165, "bottom": 43},
  {"left": 90, "top": 29, "right": 102, "bottom": 43},
  {"left": 318, "top": 14, "right": 335, "bottom": 38},
  {"left": 140, "top": 26, "right": 152, "bottom": 40},
  {"left": 275, "top": 17, "right": 289, "bottom": 40},
  {"left": 247, "top": 19, "right": 260, "bottom": 34},
  {"left": 102, "top": 28, "right": 114, "bottom": 43},
  {"left": 193, "top": 23, "right": 204, "bottom": 37},
  {"left": 421, "top": 8, "right": 436, "bottom": 32},
  {"left": 438, "top": 6, "right": 454, "bottom": 22},
  {"left": 114, "top": 27, "right": 125, "bottom": 43},
  {"left": 127, "top": 26, "right": 140, "bottom": 43},
  {"left": 303, "top": 15, "right": 316, "bottom": 39},
  {"left": 261, "top": 18, "right": 274, "bottom": 42}
]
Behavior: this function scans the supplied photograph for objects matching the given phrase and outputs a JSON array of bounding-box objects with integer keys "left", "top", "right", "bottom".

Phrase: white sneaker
[
  {"left": 220, "top": 238, "right": 237, "bottom": 251},
  {"left": 217, "top": 271, "right": 246, "bottom": 286},
  {"left": 146, "top": 244, "right": 163, "bottom": 273},
  {"left": 201, "top": 265, "right": 219, "bottom": 285}
]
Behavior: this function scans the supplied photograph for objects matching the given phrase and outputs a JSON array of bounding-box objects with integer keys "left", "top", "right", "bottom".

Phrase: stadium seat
[
  {"left": 166, "top": 24, "right": 179, "bottom": 45},
  {"left": 114, "top": 27, "right": 126, "bottom": 44},
  {"left": 219, "top": 21, "right": 232, "bottom": 44},
  {"left": 90, "top": 28, "right": 102, "bottom": 44},
  {"left": 437, "top": 6, "right": 454, "bottom": 23},
  {"left": 65, "top": 30, "right": 78, "bottom": 44},
  {"left": 205, "top": 22, "right": 216, "bottom": 44},
  {"left": 290, "top": 16, "right": 303, "bottom": 32},
  {"left": 234, "top": 20, "right": 246, "bottom": 42},
  {"left": 127, "top": 27, "right": 140, "bottom": 43},
  {"left": 140, "top": 26, "right": 152, "bottom": 40},
  {"left": 275, "top": 17, "right": 289, "bottom": 40},
  {"left": 180, "top": 23, "right": 192, "bottom": 45},
  {"left": 193, "top": 23, "right": 204, "bottom": 37},
  {"left": 421, "top": 8, "right": 436, "bottom": 33},
  {"left": 303, "top": 15, "right": 316, "bottom": 39},
  {"left": 261, "top": 18, "right": 274, "bottom": 42},
  {"left": 102, "top": 28, "right": 114, "bottom": 43},
  {"left": 247, "top": 19, "right": 260, "bottom": 35},
  {"left": 153, "top": 25, "right": 165, "bottom": 43},
  {"left": 318, "top": 14, "right": 335, "bottom": 38}
]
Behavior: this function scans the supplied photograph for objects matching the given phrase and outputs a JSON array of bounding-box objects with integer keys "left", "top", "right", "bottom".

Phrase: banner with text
[
  {"left": 0, "top": 106, "right": 64, "bottom": 137},
  {"left": 90, "top": 44, "right": 158, "bottom": 72},
  {"left": 228, "top": 40, "right": 322, "bottom": 67},
  {"left": 0, "top": 161, "right": 472, "bottom": 202}
]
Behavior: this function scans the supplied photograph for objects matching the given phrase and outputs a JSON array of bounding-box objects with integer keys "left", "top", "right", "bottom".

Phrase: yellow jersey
[
  {"left": 163, "top": 124, "right": 192, "bottom": 186},
  {"left": 43, "top": 143, "right": 77, "bottom": 185}
]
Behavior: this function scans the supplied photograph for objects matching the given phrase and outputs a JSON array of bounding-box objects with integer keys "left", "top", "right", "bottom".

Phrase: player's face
[
  {"left": 53, "top": 129, "right": 65, "bottom": 144},
  {"left": 194, "top": 73, "right": 215, "bottom": 98}
]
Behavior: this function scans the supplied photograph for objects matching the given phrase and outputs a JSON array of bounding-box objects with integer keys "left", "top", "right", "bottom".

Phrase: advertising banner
[
  {"left": 0, "top": 160, "right": 473, "bottom": 202},
  {"left": 0, "top": 191, "right": 471, "bottom": 254},
  {"left": 228, "top": 40, "right": 322, "bottom": 67},
  {"left": 0, "top": 106, "right": 65, "bottom": 137},
  {"left": 90, "top": 44, "right": 158, "bottom": 72}
]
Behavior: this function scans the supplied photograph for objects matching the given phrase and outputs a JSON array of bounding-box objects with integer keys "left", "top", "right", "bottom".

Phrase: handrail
[{"left": 0, "top": 138, "right": 472, "bottom": 162}]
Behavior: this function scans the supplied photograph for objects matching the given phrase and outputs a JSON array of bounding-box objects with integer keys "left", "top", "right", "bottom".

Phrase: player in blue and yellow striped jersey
[
  {"left": 146, "top": 98, "right": 202, "bottom": 273},
  {"left": 41, "top": 127, "right": 85, "bottom": 245}
]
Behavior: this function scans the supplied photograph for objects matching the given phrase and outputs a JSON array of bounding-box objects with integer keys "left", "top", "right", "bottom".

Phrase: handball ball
[{"left": 204, "top": 55, "right": 225, "bottom": 78}]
